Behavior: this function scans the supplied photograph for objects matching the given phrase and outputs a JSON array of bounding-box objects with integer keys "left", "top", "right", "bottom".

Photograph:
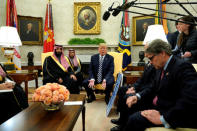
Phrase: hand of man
[
  {"left": 126, "top": 95, "right": 137, "bottom": 108},
  {"left": 102, "top": 79, "right": 106, "bottom": 90},
  {"left": 70, "top": 74, "right": 77, "bottom": 81},
  {"left": 0, "top": 83, "right": 12, "bottom": 90},
  {"left": 126, "top": 87, "right": 135, "bottom": 94},
  {"left": 141, "top": 110, "right": 162, "bottom": 125},
  {"left": 182, "top": 51, "right": 191, "bottom": 58},
  {"left": 58, "top": 78, "right": 63, "bottom": 83},
  {"left": 88, "top": 79, "right": 95, "bottom": 88},
  {"left": 4, "top": 82, "right": 14, "bottom": 89}
]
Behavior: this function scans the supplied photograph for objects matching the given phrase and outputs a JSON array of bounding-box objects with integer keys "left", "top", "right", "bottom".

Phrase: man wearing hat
[
  {"left": 43, "top": 45, "right": 80, "bottom": 94},
  {"left": 67, "top": 49, "right": 83, "bottom": 90}
]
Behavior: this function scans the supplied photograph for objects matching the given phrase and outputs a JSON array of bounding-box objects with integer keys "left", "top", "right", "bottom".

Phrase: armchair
[{"left": 41, "top": 52, "right": 53, "bottom": 68}]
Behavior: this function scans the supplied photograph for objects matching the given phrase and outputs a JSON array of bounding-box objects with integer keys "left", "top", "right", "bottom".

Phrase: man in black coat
[
  {"left": 67, "top": 49, "right": 83, "bottom": 88},
  {"left": 0, "top": 64, "right": 28, "bottom": 124},
  {"left": 124, "top": 39, "right": 197, "bottom": 131},
  {"left": 83, "top": 43, "right": 114, "bottom": 104},
  {"left": 111, "top": 64, "right": 157, "bottom": 131},
  {"left": 43, "top": 44, "right": 79, "bottom": 94}
]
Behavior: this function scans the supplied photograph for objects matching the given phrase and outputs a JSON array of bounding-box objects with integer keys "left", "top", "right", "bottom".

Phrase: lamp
[
  {"left": 0, "top": 26, "right": 22, "bottom": 71},
  {"left": 143, "top": 24, "right": 168, "bottom": 45}
]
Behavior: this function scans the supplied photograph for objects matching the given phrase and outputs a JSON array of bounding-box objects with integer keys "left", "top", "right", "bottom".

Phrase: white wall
[{"left": 0, "top": 0, "right": 197, "bottom": 65}]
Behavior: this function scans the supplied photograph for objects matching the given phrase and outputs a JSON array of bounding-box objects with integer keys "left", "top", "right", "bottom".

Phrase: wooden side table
[
  {"left": 8, "top": 70, "right": 38, "bottom": 97},
  {"left": 126, "top": 65, "right": 145, "bottom": 71},
  {"left": 123, "top": 71, "right": 143, "bottom": 86},
  {"left": 22, "top": 65, "right": 42, "bottom": 76}
]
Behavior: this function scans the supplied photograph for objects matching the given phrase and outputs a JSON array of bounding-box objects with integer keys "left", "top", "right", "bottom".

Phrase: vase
[{"left": 41, "top": 102, "right": 64, "bottom": 111}]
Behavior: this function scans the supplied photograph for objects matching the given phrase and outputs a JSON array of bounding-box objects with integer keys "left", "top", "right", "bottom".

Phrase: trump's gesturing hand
[
  {"left": 102, "top": 80, "right": 106, "bottom": 90},
  {"left": 88, "top": 79, "right": 95, "bottom": 88}
]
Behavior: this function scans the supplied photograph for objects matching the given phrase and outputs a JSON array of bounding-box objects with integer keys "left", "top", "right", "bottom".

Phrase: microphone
[
  {"left": 103, "top": 2, "right": 114, "bottom": 21},
  {"left": 103, "top": 11, "right": 110, "bottom": 21},
  {"left": 112, "top": 0, "right": 137, "bottom": 16}
]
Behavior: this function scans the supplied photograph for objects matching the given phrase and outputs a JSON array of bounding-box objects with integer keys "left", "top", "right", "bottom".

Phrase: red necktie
[{"left": 153, "top": 70, "right": 164, "bottom": 106}]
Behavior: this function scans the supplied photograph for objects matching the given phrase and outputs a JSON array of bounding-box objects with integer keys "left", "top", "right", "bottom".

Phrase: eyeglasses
[{"left": 148, "top": 55, "right": 156, "bottom": 61}]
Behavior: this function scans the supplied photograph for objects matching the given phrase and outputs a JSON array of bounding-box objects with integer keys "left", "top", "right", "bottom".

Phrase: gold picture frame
[
  {"left": 17, "top": 15, "right": 43, "bottom": 45},
  {"left": 74, "top": 2, "right": 101, "bottom": 35},
  {"left": 132, "top": 15, "right": 155, "bottom": 45}
]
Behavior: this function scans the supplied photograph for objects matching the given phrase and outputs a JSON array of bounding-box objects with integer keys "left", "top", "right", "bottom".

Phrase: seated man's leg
[
  {"left": 76, "top": 72, "right": 84, "bottom": 91},
  {"left": 123, "top": 111, "right": 157, "bottom": 131},
  {"left": 111, "top": 87, "right": 154, "bottom": 130},
  {"left": 111, "top": 86, "right": 129, "bottom": 125},
  {"left": 0, "top": 92, "right": 22, "bottom": 124},
  {"left": 117, "top": 86, "right": 129, "bottom": 112},
  {"left": 76, "top": 72, "right": 84, "bottom": 86},
  {"left": 105, "top": 83, "right": 113, "bottom": 104},
  {"left": 63, "top": 78, "right": 80, "bottom": 94},
  {"left": 82, "top": 79, "right": 95, "bottom": 103}
]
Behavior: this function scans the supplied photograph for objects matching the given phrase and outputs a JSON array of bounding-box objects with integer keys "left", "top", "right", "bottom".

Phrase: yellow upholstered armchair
[
  {"left": 41, "top": 52, "right": 53, "bottom": 76},
  {"left": 41, "top": 52, "right": 53, "bottom": 68},
  {"left": 94, "top": 52, "right": 123, "bottom": 90}
]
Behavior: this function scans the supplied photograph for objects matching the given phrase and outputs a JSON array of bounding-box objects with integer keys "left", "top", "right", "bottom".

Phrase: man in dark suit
[
  {"left": 111, "top": 63, "right": 156, "bottom": 131},
  {"left": 43, "top": 45, "right": 79, "bottom": 94},
  {"left": 83, "top": 43, "right": 114, "bottom": 104},
  {"left": 0, "top": 64, "right": 28, "bottom": 124},
  {"left": 167, "top": 19, "right": 181, "bottom": 50},
  {"left": 124, "top": 39, "right": 197, "bottom": 131}
]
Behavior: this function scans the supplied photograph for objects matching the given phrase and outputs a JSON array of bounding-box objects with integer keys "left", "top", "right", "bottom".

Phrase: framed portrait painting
[
  {"left": 17, "top": 15, "right": 43, "bottom": 45},
  {"left": 132, "top": 15, "right": 155, "bottom": 45},
  {"left": 74, "top": 2, "right": 101, "bottom": 35}
]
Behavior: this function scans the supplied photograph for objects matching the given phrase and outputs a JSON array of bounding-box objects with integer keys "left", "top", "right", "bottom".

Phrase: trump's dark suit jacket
[
  {"left": 154, "top": 56, "right": 197, "bottom": 128},
  {"left": 89, "top": 54, "right": 114, "bottom": 86}
]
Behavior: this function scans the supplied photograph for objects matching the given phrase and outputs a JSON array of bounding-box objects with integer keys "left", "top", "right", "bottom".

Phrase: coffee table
[{"left": 0, "top": 94, "right": 86, "bottom": 131}]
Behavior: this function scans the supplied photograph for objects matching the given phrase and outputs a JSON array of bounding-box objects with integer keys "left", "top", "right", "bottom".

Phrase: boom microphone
[
  {"left": 112, "top": 0, "right": 137, "bottom": 16},
  {"left": 103, "top": 11, "right": 111, "bottom": 21},
  {"left": 103, "top": 2, "right": 114, "bottom": 21}
]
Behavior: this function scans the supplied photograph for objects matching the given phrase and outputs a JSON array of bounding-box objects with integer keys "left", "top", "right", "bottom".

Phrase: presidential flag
[
  {"left": 117, "top": 0, "right": 131, "bottom": 71},
  {"left": 6, "top": 0, "right": 21, "bottom": 70},
  {"left": 43, "top": 2, "right": 55, "bottom": 53}
]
